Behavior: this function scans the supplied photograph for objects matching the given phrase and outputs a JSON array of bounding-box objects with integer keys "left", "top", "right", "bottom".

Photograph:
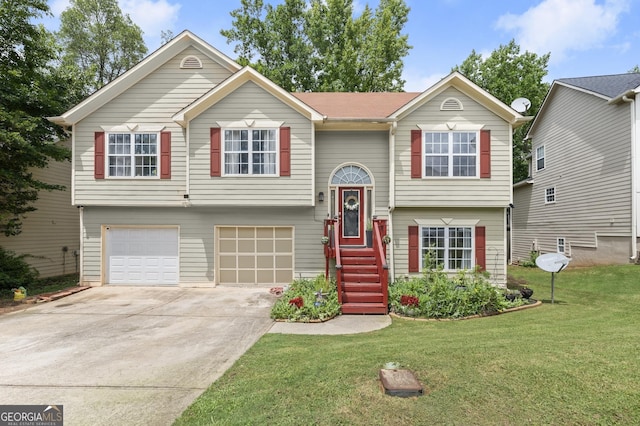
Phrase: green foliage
[
  {"left": 453, "top": 40, "right": 551, "bottom": 183},
  {"left": 519, "top": 250, "right": 539, "bottom": 268},
  {"left": 57, "top": 0, "right": 147, "bottom": 95},
  {"left": 270, "top": 275, "right": 340, "bottom": 322},
  {"left": 221, "top": 0, "right": 411, "bottom": 92},
  {"left": 0, "top": 246, "right": 39, "bottom": 291},
  {"left": 389, "top": 259, "right": 524, "bottom": 319},
  {"left": 0, "top": 0, "right": 78, "bottom": 236}
]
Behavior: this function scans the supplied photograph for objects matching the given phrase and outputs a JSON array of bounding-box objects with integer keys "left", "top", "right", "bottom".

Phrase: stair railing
[
  {"left": 333, "top": 215, "right": 343, "bottom": 305},
  {"left": 372, "top": 218, "right": 389, "bottom": 311}
]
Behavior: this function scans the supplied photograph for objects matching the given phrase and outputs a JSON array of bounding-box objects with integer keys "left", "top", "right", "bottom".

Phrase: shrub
[
  {"left": 389, "top": 257, "right": 525, "bottom": 319},
  {"left": 271, "top": 275, "right": 340, "bottom": 322},
  {"left": 0, "top": 247, "right": 39, "bottom": 291}
]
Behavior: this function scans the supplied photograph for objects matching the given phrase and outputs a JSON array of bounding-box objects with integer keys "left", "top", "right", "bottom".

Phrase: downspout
[
  {"left": 388, "top": 121, "right": 397, "bottom": 280},
  {"left": 622, "top": 94, "right": 638, "bottom": 260},
  {"left": 78, "top": 206, "right": 84, "bottom": 285}
]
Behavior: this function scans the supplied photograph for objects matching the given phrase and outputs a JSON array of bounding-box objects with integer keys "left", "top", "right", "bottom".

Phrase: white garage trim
[
  {"left": 104, "top": 226, "right": 179, "bottom": 285},
  {"left": 215, "top": 226, "right": 294, "bottom": 286}
]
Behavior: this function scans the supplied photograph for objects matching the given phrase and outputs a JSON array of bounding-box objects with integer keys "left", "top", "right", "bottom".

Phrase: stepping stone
[{"left": 379, "top": 368, "right": 424, "bottom": 397}]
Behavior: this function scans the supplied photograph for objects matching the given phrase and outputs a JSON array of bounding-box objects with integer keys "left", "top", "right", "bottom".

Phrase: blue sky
[{"left": 44, "top": 0, "right": 640, "bottom": 92}]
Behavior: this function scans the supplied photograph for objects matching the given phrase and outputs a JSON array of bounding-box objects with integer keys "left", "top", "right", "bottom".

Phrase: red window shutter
[
  {"left": 411, "top": 129, "right": 422, "bottom": 178},
  {"left": 94, "top": 132, "right": 105, "bottom": 179},
  {"left": 408, "top": 225, "right": 420, "bottom": 272},
  {"left": 280, "top": 127, "right": 291, "bottom": 176},
  {"left": 480, "top": 129, "right": 491, "bottom": 178},
  {"left": 475, "top": 226, "right": 486, "bottom": 271},
  {"left": 160, "top": 131, "right": 171, "bottom": 179},
  {"left": 210, "top": 127, "right": 221, "bottom": 177}
]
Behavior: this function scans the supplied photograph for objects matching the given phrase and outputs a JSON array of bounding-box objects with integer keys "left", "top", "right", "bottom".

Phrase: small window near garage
[
  {"left": 557, "top": 237, "right": 565, "bottom": 254},
  {"left": 536, "top": 145, "right": 545, "bottom": 171},
  {"left": 545, "top": 187, "right": 556, "bottom": 204}
]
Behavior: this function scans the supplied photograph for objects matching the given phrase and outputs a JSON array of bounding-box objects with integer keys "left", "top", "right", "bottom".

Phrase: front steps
[{"left": 339, "top": 247, "right": 388, "bottom": 314}]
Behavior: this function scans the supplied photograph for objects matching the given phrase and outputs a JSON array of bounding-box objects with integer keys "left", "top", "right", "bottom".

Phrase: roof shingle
[
  {"left": 291, "top": 92, "right": 421, "bottom": 119},
  {"left": 557, "top": 73, "right": 640, "bottom": 99}
]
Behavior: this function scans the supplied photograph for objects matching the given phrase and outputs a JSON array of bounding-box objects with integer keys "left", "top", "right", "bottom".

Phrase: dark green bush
[
  {"left": 389, "top": 253, "right": 525, "bottom": 319},
  {"left": 271, "top": 275, "right": 340, "bottom": 322},
  {"left": 0, "top": 246, "right": 39, "bottom": 291}
]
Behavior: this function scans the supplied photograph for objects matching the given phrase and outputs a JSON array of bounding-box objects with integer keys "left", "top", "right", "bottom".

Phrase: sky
[{"left": 43, "top": 0, "right": 640, "bottom": 92}]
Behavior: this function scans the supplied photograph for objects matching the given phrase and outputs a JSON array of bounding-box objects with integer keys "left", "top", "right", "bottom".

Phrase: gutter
[
  {"left": 388, "top": 122, "right": 397, "bottom": 280},
  {"left": 621, "top": 94, "right": 638, "bottom": 260}
]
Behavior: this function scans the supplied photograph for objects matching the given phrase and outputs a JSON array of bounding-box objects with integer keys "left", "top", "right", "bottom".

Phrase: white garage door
[
  {"left": 106, "top": 227, "right": 179, "bottom": 285},
  {"left": 217, "top": 226, "right": 294, "bottom": 285}
]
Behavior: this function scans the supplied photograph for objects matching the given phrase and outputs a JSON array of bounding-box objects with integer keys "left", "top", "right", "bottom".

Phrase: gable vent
[
  {"left": 440, "top": 97, "right": 463, "bottom": 111},
  {"left": 180, "top": 55, "right": 202, "bottom": 69}
]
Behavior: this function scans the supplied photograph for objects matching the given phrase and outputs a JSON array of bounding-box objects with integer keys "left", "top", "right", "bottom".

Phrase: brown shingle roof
[{"left": 291, "top": 92, "right": 421, "bottom": 119}]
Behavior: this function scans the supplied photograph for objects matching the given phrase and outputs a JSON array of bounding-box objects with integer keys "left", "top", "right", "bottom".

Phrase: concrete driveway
[{"left": 0, "top": 286, "right": 276, "bottom": 426}]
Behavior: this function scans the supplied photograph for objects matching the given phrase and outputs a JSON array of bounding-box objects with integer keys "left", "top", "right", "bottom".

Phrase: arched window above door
[{"left": 331, "top": 165, "right": 372, "bottom": 185}]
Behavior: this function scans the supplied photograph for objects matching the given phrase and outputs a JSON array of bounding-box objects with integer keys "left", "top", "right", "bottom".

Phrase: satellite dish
[
  {"left": 535, "top": 253, "right": 570, "bottom": 303},
  {"left": 510, "top": 97, "right": 531, "bottom": 113}
]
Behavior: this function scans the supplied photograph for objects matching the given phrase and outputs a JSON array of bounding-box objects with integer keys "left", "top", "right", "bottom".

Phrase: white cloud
[
  {"left": 403, "top": 70, "right": 446, "bottom": 92},
  {"left": 120, "top": 0, "right": 181, "bottom": 41},
  {"left": 496, "top": 0, "right": 630, "bottom": 61},
  {"left": 50, "top": 0, "right": 70, "bottom": 16}
]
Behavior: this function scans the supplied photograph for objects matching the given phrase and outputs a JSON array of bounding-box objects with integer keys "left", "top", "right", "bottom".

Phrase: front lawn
[{"left": 175, "top": 265, "right": 640, "bottom": 425}]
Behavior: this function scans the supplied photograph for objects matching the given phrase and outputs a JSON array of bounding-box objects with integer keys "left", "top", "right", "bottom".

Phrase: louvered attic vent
[
  {"left": 440, "top": 97, "right": 463, "bottom": 111},
  {"left": 180, "top": 55, "right": 203, "bottom": 69}
]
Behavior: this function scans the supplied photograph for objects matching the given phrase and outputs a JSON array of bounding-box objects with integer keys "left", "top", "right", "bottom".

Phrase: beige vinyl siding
[
  {"left": 395, "top": 87, "right": 512, "bottom": 207},
  {"left": 315, "top": 130, "right": 389, "bottom": 217},
  {"left": 512, "top": 86, "right": 633, "bottom": 265},
  {"left": 392, "top": 207, "right": 507, "bottom": 285},
  {"left": 73, "top": 46, "right": 233, "bottom": 206},
  {"left": 0, "top": 149, "right": 79, "bottom": 277},
  {"left": 80, "top": 206, "right": 325, "bottom": 286},
  {"left": 188, "top": 81, "right": 313, "bottom": 205}
]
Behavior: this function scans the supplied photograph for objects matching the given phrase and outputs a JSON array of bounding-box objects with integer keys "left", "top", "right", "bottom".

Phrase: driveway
[{"left": 0, "top": 286, "right": 276, "bottom": 426}]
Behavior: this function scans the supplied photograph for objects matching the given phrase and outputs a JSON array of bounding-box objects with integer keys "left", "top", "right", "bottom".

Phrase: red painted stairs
[{"left": 338, "top": 247, "right": 388, "bottom": 314}]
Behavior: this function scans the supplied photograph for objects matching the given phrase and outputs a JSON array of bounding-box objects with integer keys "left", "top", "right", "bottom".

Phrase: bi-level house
[
  {"left": 512, "top": 73, "right": 640, "bottom": 265},
  {"left": 51, "top": 31, "right": 526, "bottom": 313}
]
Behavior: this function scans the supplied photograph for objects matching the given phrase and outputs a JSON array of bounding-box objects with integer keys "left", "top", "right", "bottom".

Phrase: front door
[{"left": 339, "top": 188, "right": 364, "bottom": 246}]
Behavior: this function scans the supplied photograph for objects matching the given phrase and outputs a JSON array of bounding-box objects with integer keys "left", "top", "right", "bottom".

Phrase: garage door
[
  {"left": 106, "top": 227, "right": 179, "bottom": 285},
  {"left": 217, "top": 226, "right": 294, "bottom": 285}
]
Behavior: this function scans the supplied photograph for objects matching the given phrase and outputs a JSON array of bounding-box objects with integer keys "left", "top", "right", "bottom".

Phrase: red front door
[{"left": 339, "top": 188, "right": 364, "bottom": 246}]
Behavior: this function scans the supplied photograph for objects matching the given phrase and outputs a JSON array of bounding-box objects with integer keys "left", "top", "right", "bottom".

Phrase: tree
[
  {"left": 453, "top": 40, "right": 551, "bottom": 182},
  {"left": 57, "top": 0, "right": 147, "bottom": 95},
  {"left": 0, "top": 0, "right": 78, "bottom": 236},
  {"left": 221, "top": 0, "right": 411, "bottom": 92},
  {"left": 629, "top": 65, "right": 640, "bottom": 73}
]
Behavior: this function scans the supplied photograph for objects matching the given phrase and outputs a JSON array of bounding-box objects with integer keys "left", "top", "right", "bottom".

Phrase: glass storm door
[{"left": 340, "top": 188, "right": 364, "bottom": 245}]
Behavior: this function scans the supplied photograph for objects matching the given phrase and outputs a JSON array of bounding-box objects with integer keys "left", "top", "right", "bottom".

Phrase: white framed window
[
  {"left": 421, "top": 226, "right": 474, "bottom": 270},
  {"left": 107, "top": 133, "right": 158, "bottom": 178},
  {"left": 545, "top": 187, "right": 556, "bottom": 204},
  {"left": 557, "top": 237, "right": 565, "bottom": 254},
  {"left": 223, "top": 129, "right": 277, "bottom": 175},
  {"left": 424, "top": 131, "right": 478, "bottom": 177},
  {"left": 536, "top": 145, "right": 545, "bottom": 171}
]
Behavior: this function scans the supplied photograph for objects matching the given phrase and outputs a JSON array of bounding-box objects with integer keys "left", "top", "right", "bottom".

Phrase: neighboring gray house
[
  {"left": 512, "top": 73, "right": 640, "bottom": 265},
  {"left": 0, "top": 140, "right": 80, "bottom": 278},
  {"left": 50, "top": 31, "right": 527, "bottom": 312}
]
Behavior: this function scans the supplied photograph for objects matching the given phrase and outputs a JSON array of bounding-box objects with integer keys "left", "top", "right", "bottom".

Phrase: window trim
[
  {"left": 105, "top": 131, "right": 160, "bottom": 179},
  {"left": 557, "top": 237, "right": 566, "bottom": 254},
  {"left": 221, "top": 127, "right": 279, "bottom": 177},
  {"left": 419, "top": 225, "right": 475, "bottom": 272},
  {"left": 545, "top": 186, "right": 556, "bottom": 204},
  {"left": 536, "top": 145, "right": 545, "bottom": 171},
  {"left": 422, "top": 130, "right": 480, "bottom": 178}
]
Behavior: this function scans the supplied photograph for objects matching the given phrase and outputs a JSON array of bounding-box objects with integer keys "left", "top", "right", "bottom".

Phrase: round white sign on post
[{"left": 535, "top": 253, "right": 570, "bottom": 273}]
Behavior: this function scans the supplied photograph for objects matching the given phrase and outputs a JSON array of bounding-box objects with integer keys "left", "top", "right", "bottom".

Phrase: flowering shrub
[
  {"left": 288, "top": 297, "right": 304, "bottom": 308},
  {"left": 400, "top": 295, "right": 419, "bottom": 307},
  {"left": 271, "top": 275, "right": 340, "bottom": 322},
  {"left": 389, "top": 252, "right": 526, "bottom": 319}
]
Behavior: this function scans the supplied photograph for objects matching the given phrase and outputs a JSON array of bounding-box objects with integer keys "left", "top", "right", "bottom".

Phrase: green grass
[
  {"left": 175, "top": 265, "right": 640, "bottom": 425},
  {"left": 0, "top": 273, "right": 79, "bottom": 302}
]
